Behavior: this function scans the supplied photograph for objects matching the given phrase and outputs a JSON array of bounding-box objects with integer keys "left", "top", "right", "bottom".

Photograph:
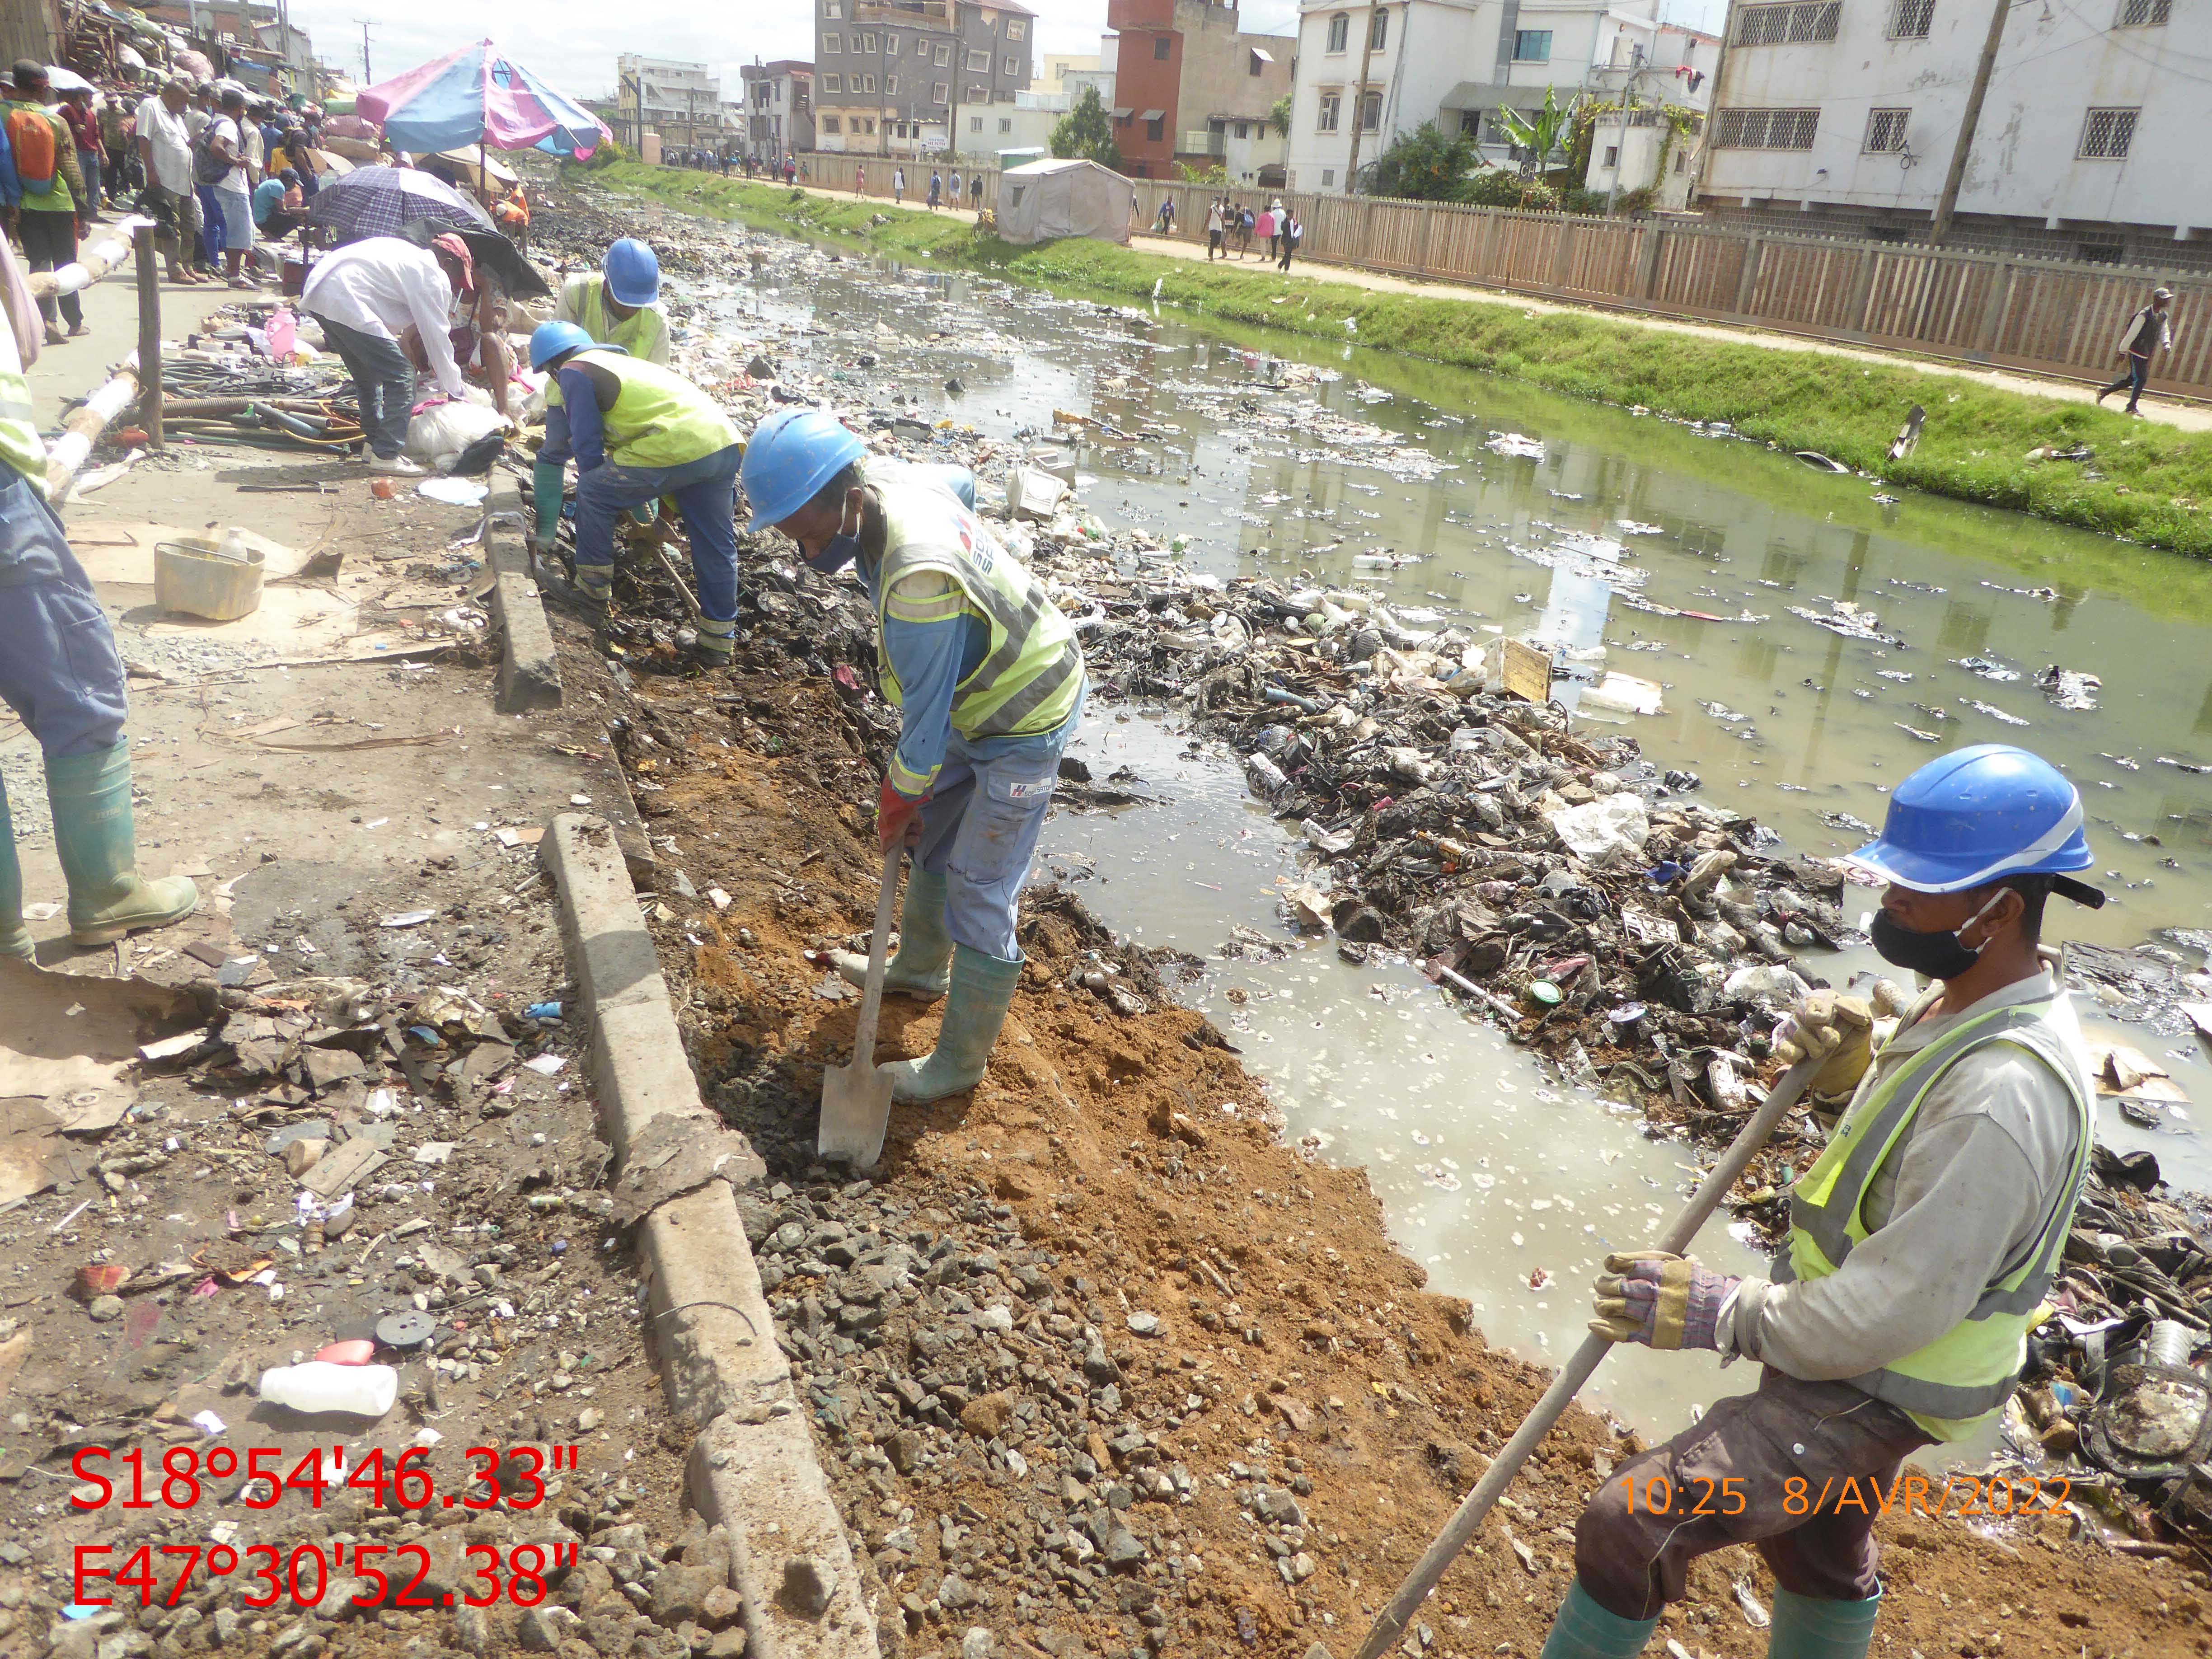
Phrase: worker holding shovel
[
  {"left": 1536, "top": 744, "right": 2100, "bottom": 1659},
  {"left": 741, "top": 409, "right": 1087, "bottom": 1118}
]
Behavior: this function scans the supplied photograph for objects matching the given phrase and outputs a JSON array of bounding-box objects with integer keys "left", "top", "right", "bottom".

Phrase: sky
[{"left": 286, "top": 0, "right": 1724, "bottom": 103}]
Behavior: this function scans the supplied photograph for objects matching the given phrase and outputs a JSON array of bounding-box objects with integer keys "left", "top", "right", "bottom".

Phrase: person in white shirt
[
  {"left": 133, "top": 76, "right": 204, "bottom": 284},
  {"left": 301, "top": 234, "right": 473, "bottom": 476},
  {"left": 206, "top": 87, "right": 255, "bottom": 286}
]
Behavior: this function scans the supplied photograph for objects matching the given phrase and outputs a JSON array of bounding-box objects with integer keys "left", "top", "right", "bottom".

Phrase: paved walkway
[{"left": 750, "top": 175, "right": 2212, "bottom": 435}]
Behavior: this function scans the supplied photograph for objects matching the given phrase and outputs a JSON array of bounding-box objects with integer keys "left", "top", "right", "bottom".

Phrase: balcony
[{"left": 853, "top": 0, "right": 950, "bottom": 24}]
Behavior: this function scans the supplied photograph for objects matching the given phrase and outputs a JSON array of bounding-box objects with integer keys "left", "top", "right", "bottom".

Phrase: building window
[
  {"left": 1317, "top": 90, "right": 1340, "bottom": 131},
  {"left": 824, "top": 33, "right": 840, "bottom": 52},
  {"left": 1234, "top": 120, "right": 1249, "bottom": 138},
  {"left": 1326, "top": 12, "right": 1349, "bottom": 52},
  {"left": 822, "top": 114, "right": 840, "bottom": 132},
  {"left": 1006, "top": 17, "right": 1025, "bottom": 38},
  {"left": 886, "top": 75, "right": 897, "bottom": 94},
  {"left": 886, "top": 34, "right": 899, "bottom": 53},
  {"left": 1154, "top": 35, "right": 1171, "bottom": 59},
  {"left": 861, "top": 31, "right": 876, "bottom": 51},
  {"left": 2078, "top": 106, "right": 2139, "bottom": 157},
  {"left": 1459, "top": 108, "right": 1481, "bottom": 136},
  {"left": 1675, "top": 148, "right": 1686, "bottom": 171},
  {"left": 823, "top": 0, "right": 839, "bottom": 14},
  {"left": 1711, "top": 106, "right": 1820, "bottom": 148},
  {"left": 1360, "top": 90, "right": 1381, "bottom": 130},
  {"left": 862, "top": 74, "right": 878, "bottom": 93},
  {"left": 862, "top": 117, "right": 875, "bottom": 134},
  {"left": 823, "top": 72, "right": 841, "bottom": 92},
  {"left": 1734, "top": 1, "right": 1841, "bottom": 44},
  {"left": 2117, "top": 0, "right": 2169, "bottom": 21},
  {"left": 1369, "top": 8, "right": 1388, "bottom": 49},
  {"left": 1863, "top": 107, "right": 1909, "bottom": 151},
  {"left": 933, "top": 81, "right": 947, "bottom": 102},
  {"left": 1889, "top": 0, "right": 1934, "bottom": 36},
  {"left": 970, "top": 114, "right": 982, "bottom": 131},
  {"left": 1513, "top": 29, "right": 1552, "bottom": 61},
  {"left": 1004, "top": 55, "right": 1018, "bottom": 73},
  {"left": 999, "top": 116, "right": 1012, "bottom": 132},
  {"left": 1603, "top": 144, "right": 1619, "bottom": 167},
  {"left": 1146, "top": 115, "right": 1164, "bottom": 140},
  {"left": 966, "top": 84, "right": 988, "bottom": 101},
  {"left": 1322, "top": 167, "right": 1336, "bottom": 185},
  {"left": 967, "top": 48, "right": 990, "bottom": 71}
]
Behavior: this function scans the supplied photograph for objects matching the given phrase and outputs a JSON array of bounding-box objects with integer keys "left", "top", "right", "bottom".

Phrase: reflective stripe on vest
[
  {"left": 1782, "top": 992, "right": 2093, "bottom": 1434},
  {"left": 871, "top": 467, "right": 1083, "bottom": 741},
  {"left": 572, "top": 350, "right": 739, "bottom": 470},
  {"left": 0, "top": 363, "right": 46, "bottom": 494}
]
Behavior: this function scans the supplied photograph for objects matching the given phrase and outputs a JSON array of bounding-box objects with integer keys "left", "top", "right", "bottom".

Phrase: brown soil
[{"left": 597, "top": 623, "right": 2212, "bottom": 1659}]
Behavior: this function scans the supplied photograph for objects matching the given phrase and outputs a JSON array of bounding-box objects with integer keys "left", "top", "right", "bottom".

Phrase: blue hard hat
[
  {"left": 741, "top": 408, "right": 867, "bottom": 533},
  {"left": 603, "top": 238, "right": 660, "bottom": 308},
  {"left": 1847, "top": 744, "right": 2093, "bottom": 893},
  {"left": 529, "top": 321, "right": 598, "bottom": 370}
]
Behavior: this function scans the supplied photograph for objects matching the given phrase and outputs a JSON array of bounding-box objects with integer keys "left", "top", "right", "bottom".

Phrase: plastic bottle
[
  {"left": 259, "top": 1362, "right": 398, "bottom": 1417},
  {"left": 265, "top": 308, "right": 296, "bottom": 360},
  {"left": 216, "top": 526, "right": 251, "bottom": 563}
]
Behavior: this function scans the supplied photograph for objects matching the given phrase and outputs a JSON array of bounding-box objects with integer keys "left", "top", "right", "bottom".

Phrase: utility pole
[
  {"left": 1604, "top": 45, "right": 1644, "bottom": 215},
  {"left": 274, "top": 0, "right": 292, "bottom": 93},
  {"left": 1931, "top": 0, "right": 2012, "bottom": 244},
  {"left": 1342, "top": 3, "right": 1380, "bottom": 194},
  {"left": 355, "top": 18, "right": 373, "bottom": 83}
]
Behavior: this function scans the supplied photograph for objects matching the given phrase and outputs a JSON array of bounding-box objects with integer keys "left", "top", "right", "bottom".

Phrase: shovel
[
  {"left": 818, "top": 846, "right": 902, "bottom": 1168},
  {"left": 1350, "top": 1054, "right": 1823, "bottom": 1659}
]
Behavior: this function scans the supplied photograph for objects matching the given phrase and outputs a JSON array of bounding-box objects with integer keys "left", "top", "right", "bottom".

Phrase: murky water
[{"left": 689, "top": 224, "right": 2212, "bottom": 1437}]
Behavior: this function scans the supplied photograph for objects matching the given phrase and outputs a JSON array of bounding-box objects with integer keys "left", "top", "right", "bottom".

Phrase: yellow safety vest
[
  {"left": 869, "top": 462, "right": 1084, "bottom": 754},
  {"left": 0, "top": 357, "right": 45, "bottom": 494},
  {"left": 1781, "top": 986, "right": 2094, "bottom": 1441},
  {"left": 559, "top": 272, "right": 668, "bottom": 364},
  {"left": 569, "top": 350, "right": 739, "bottom": 470}
]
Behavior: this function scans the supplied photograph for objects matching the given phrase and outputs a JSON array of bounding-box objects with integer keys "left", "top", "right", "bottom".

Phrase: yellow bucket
[{"left": 154, "top": 538, "right": 265, "bottom": 622}]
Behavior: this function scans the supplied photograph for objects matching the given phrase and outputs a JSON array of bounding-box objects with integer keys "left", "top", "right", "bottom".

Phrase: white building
[
  {"left": 1284, "top": 0, "right": 1664, "bottom": 194},
  {"left": 956, "top": 87, "right": 1066, "bottom": 163},
  {"left": 613, "top": 55, "right": 726, "bottom": 156},
  {"left": 1700, "top": 0, "right": 2212, "bottom": 261},
  {"left": 1582, "top": 24, "right": 1716, "bottom": 211}
]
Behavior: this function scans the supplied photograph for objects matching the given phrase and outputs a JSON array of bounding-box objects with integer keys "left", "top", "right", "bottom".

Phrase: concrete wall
[
  {"left": 1701, "top": 0, "right": 2212, "bottom": 250},
  {"left": 1108, "top": 0, "right": 1291, "bottom": 179}
]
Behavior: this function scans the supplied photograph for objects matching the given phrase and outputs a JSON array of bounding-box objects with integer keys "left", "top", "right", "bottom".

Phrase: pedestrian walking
[
  {"left": 57, "top": 87, "right": 103, "bottom": 219},
  {"left": 968, "top": 173, "right": 982, "bottom": 209},
  {"left": 0, "top": 233, "right": 200, "bottom": 959},
  {"left": 854, "top": 162, "right": 866, "bottom": 197},
  {"left": 2096, "top": 286, "right": 2173, "bottom": 417},
  {"left": 4, "top": 64, "right": 90, "bottom": 342},
  {"left": 1237, "top": 202, "right": 1255, "bottom": 257},
  {"left": 1205, "top": 196, "right": 1225, "bottom": 260},
  {"left": 743, "top": 411, "right": 1088, "bottom": 1106},
  {"left": 1539, "top": 743, "right": 2103, "bottom": 1659},
  {"left": 928, "top": 170, "right": 942, "bottom": 209},
  {"left": 1256, "top": 201, "right": 1276, "bottom": 259},
  {"left": 202, "top": 87, "right": 256, "bottom": 289},
  {"left": 893, "top": 166, "right": 904, "bottom": 205},
  {"left": 948, "top": 169, "right": 962, "bottom": 209},
  {"left": 1277, "top": 211, "right": 1301, "bottom": 271},
  {"left": 1155, "top": 197, "right": 1176, "bottom": 236},
  {"left": 787, "top": 156, "right": 799, "bottom": 185},
  {"left": 134, "top": 75, "right": 206, "bottom": 285}
]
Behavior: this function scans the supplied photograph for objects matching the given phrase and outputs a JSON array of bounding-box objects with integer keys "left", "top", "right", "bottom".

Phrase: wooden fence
[{"left": 787, "top": 151, "right": 2211, "bottom": 399}]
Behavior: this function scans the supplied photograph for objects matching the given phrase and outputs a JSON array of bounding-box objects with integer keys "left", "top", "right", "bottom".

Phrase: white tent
[{"left": 994, "top": 157, "right": 1135, "bottom": 247}]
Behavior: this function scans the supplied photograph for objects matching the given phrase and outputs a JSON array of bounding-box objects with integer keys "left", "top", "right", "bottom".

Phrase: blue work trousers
[
  {"left": 0, "top": 466, "right": 128, "bottom": 761},
  {"left": 911, "top": 684, "right": 1085, "bottom": 961},
  {"left": 315, "top": 315, "right": 415, "bottom": 459},
  {"left": 194, "top": 184, "right": 225, "bottom": 267},
  {"left": 573, "top": 443, "right": 743, "bottom": 624}
]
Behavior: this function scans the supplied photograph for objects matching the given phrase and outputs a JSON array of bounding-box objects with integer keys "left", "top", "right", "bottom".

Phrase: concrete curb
[
  {"left": 540, "top": 813, "right": 879, "bottom": 1659},
  {"left": 490, "top": 477, "right": 563, "bottom": 713}
]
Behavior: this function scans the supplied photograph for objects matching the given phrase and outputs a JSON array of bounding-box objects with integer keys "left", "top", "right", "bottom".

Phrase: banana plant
[{"left": 1496, "top": 86, "right": 1581, "bottom": 178}]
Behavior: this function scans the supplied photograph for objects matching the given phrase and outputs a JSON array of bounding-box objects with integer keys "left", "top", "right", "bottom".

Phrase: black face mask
[{"left": 1869, "top": 890, "right": 2004, "bottom": 981}]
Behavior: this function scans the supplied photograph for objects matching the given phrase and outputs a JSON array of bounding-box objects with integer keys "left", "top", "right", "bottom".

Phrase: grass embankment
[{"left": 590, "top": 162, "right": 2212, "bottom": 558}]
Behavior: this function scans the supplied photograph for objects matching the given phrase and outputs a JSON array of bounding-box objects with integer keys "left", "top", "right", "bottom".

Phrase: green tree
[
  {"left": 1496, "top": 85, "right": 1581, "bottom": 178},
  {"left": 1368, "top": 120, "right": 1482, "bottom": 202},
  {"left": 1270, "top": 94, "right": 1294, "bottom": 138},
  {"left": 1050, "top": 85, "right": 1125, "bottom": 172}
]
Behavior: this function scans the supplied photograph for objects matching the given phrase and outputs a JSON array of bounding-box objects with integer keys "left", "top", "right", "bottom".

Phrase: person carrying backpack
[{"left": 5, "top": 62, "right": 90, "bottom": 344}]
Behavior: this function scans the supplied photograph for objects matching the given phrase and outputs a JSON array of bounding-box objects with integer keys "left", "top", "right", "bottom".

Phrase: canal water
[{"left": 692, "top": 222, "right": 2212, "bottom": 1438}]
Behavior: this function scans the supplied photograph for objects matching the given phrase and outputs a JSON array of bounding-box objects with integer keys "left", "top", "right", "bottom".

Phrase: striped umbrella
[{"left": 356, "top": 39, "right": 610, "bottom": 159}]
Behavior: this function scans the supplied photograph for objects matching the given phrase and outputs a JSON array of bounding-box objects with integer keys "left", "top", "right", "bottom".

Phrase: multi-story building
[
  {"left": 813, "top": 0, "right": 1035, "bottom": 159},
  {"left": 1105, "top": 0, "right": 1294, "bottom": 180},
  {"left": 613, "top": 56, "right": 726, "bottom": 157},
  {"left": 740, "top": 61, "right": 816, "bottom": 166},
  {"left": 1283, "top": 0, "right": 1665, "bottom": 193},
  {"left": 1581, "top": 23, "right": 1716, "bottom": 210},
  {"left": 145, "top": 1, "right": 316, "bottom": 95},
  {"left": 1041, "top": 51, "right": 1101, "bottom": 88},
  {"left": 1698, "top": 0, "right": 2212, "bottom": 261}
]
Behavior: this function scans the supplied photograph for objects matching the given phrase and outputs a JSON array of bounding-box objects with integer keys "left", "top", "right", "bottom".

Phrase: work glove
[
  {"left": 1590, "top": 1251, "right": 1737, "bottom": 1351},
  {"left": 1771, "top": 988, "right": 1875, "bottom": 1106},
  {"left": 876, "top": 778, "right": 928, "bottom": 853}
]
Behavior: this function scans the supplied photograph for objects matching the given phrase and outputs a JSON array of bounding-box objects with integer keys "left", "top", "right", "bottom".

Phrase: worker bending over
[
  {"left": 742, "top": 410, "right": 1086, "bottom": 1103},
  {"left": 528, "top": 322, "right": 742, "bottom": 668},
  {"left": 0, "top": 237, "right": 197, "bottom": 956},
  {"left": 1545, "top": 743, "right": 2100, "bottom": 1659},
  {"left": 552, "top": 237, "right": 669, "bottom": 364}
]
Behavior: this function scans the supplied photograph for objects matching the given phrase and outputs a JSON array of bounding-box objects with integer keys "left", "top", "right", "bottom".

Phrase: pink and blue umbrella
[{"left": 357, "top": 39, "right": 611, "bottom": 159}]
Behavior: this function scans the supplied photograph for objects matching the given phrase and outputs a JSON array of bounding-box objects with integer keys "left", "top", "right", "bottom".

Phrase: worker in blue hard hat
[
  {"left": 1539, "top": 743, "right": 2103, "bottom": 1659},
  {"left": 534, "top": 237, "right": 673, "bottom": 559},
  {"left": 528, "top": 321, "right": 743, "bottom": 667},
  {"left": 741, "top": 408, "right": 1087, "bottom": 1107}
]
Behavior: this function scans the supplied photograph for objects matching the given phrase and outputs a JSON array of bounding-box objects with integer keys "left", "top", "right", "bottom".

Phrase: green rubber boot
[
  {"left": 0, "top": 781, "right": 29, "bottom": 959},
  {"left": 885, "top": 942, "right": 1021, "bottom": 1103},
  {"left": 1767, "top": 1589, "right": 1881, "bottom": 1659},
  {"left": 1539, "top": 1583, "right": 1662, "bottom": 1659},
  {"left": 834, "top": 867, "right": 953, "bottom": 1002},
  {"left": 46, "top": 741, "right": 200, "bottom": 947},
  {"left": 530, "top": 459, "right": 564, "bottom": 549}
]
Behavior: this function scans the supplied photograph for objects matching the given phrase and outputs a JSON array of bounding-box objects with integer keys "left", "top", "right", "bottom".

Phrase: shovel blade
[{"left": 818, "top": 1057, "right": 895, "bottom": 1168}]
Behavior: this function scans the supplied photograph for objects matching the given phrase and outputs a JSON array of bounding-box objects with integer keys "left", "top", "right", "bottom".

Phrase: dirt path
[
  {"left": 581, "top": 601, "right": 2207, "bottom": 1659},
  {"left": 754, "top": 175, "right": 2212, "bottom": 433}
]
